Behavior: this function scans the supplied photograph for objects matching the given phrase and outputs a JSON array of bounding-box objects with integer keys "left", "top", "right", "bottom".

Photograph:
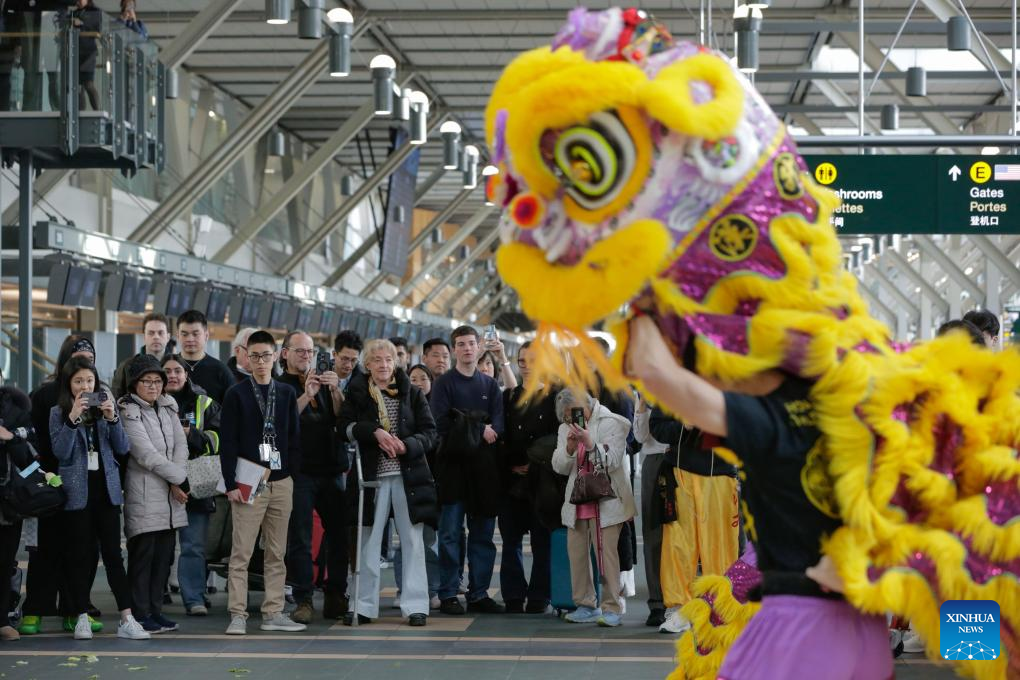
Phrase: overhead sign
[{"left": 802, "top": 155, "right": 1020, "bottom": 235}]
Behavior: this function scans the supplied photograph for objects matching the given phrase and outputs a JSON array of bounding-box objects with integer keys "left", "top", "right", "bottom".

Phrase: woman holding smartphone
[
  {"left": 480, "top": 326, "right": 517, "bottom": 390},
  {"left": 49, "top": 356, "right": 149, "bottom": 641},
  {"left": 551, "top": 389, "right": 635, "bottom": 628}
]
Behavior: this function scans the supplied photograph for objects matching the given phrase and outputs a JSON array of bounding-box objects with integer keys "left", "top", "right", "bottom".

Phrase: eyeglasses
[
  {"left": 138, "top": 379, "right": 163, "bottom": 388},
  {"left": 517, "top": 360, "right": 528, "bottom": 368},
  {"left": 249, "top": 352, "right": 275, "bottom": 364},
  {"left": 287, "top": 348, "right": 315, "bottom": 356}
]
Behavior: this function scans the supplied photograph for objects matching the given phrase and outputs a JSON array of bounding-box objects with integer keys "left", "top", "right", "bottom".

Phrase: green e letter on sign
[{"left": 803, "top": 155, "right": 1020, "bottom": 235}]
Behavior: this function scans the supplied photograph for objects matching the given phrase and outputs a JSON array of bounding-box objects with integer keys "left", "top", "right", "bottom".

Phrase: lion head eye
[{"left": 546, "top": 111, "right": 635, "bottom": 212}]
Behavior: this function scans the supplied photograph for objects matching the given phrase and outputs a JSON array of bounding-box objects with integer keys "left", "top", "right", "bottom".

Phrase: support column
[
  {"left": 918, "top": 253, "right": 933, "bottom": 340},
  {"left": 18, "top": 151, "right": 34, "bottom": 391}
]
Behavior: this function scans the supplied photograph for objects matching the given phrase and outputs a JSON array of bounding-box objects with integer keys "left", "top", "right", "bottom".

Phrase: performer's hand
[
  {"left": 625, "top": 316, "right": 675, "bottom": 383},
  {"left": 806, "top": 555, "right": 845, "bottom": 594}
]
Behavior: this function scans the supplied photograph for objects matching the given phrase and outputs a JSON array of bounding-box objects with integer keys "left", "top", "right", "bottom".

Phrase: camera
[
  {"left": 484, "top": 324, "right": 498, "bottom": 343},
  {"left": 180, "top": 412, "right": 195, "bottom": 428},
  {"left": 84, "top": 391, "right": 108, "bottom": 408},
  {"left": 571, "top": 407, "right": 586, "bottom": 430},
  {"left": 316, "top": 350, "right": 334, "bottom": 375}
]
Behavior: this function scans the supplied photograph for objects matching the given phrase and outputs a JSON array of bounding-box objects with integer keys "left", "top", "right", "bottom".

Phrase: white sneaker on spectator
[
  {"left": 117, "top": 615, "right": 151, "bottom": 640},
  {"left": 902, "top": 630, "right": 925, "bottom": 653},
  {"left": 659, "top": 607, "right": 691, "bottom": 634},
  {"left": 393, "top": 593, "right": 401, "bottom": 609},
  {"left": 458, "top": 577, "right": 468, "bottom": 595},
  {"left": 73, "top": 613, "right": 93, "bottom": 640},
  {"left": 430, "top": 595, "right": 441, "bottom": 610},
  {"left": 261, "top": 613, "right": 307, "bottom": 632},
  {"left": 225, "top": 615, "right": 247, "bottom": 635}
]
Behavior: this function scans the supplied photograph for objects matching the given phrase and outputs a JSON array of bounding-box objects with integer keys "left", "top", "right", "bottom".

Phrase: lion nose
[{"left": 509, "top": 192, "right": 545, "bottom": 230}]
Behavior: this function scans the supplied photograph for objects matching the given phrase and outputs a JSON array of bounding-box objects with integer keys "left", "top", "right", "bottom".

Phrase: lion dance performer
[{"left": 484, "top": 6, "right": 1020, "bottom": 680}]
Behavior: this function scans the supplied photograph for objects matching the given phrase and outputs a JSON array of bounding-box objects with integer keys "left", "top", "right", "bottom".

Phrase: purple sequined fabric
[
  {"left": 687, "top": 313, "right": 750, "bottom": 355},
  {"left": 726, "top": 544, "right": 762, "bottom": 603},
  {"left": 663, "top": 136, "right": 817, "bottom": 306},
  {"left": 964, "top": 537, "right": 1020, "bottom": 585},
  {"left": 984, "top": 479, "right": 1020, "bottom": 526},
  {"left": 930, "top": 414, "right": 963, "bottom": 477}
]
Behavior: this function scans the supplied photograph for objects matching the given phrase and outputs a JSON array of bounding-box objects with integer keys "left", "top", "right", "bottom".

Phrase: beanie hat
[{"left": 127, "top": 353, "right": 166, "bottom": 391}]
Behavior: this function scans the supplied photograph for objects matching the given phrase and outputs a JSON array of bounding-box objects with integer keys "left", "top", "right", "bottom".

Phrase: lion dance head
[{"left": 486, "top": 6, "right": 890, "bottom": 393}]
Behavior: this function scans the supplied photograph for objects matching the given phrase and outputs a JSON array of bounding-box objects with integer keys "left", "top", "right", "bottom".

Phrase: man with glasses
[
  {"left": 279, "top": 331, "right": 349, "bottom": 623},
  {"left": 219, "top": 331, "right": 305, "bottom": 636},
  {"left": 177, "top": 310, "right": 235, "bottom": 404},
  {"left": 333, "top": 330, "right": 363, "bottom": 392}
]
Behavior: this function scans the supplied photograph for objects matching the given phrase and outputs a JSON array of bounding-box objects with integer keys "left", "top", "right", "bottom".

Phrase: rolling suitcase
[{"left": 550, "top": 527, "right": 601, "bottom": 616}]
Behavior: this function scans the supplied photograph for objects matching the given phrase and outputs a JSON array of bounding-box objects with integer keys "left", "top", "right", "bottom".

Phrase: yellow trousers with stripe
[{"left": 660, "top": 470, "right": 740, "bottom": 608}]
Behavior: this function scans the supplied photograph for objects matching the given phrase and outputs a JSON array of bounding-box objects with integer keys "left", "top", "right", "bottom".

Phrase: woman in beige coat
[
  {"left": 118, "top": 355, "right": 189, "bottom": 635},
  {"left": 552, "top": 389, "right": 636, "bottom": 628}
]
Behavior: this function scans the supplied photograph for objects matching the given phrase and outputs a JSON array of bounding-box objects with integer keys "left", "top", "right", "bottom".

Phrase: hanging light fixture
[
  {"left": 165, "top": 67, "right": 179, "bottom": 99},
  {"left": 462, "top": 145, "right": 480, "bottom": 189},
  {"left": 906, "top": 66, "right": 926, "bottom": 97},
  {"left": 340, "top": 174, "right": 354, "bottom": 196},
  {"left": 734, "top": 6, "right": 762, "bottom": 73},
  {"left": 265, "top": 0, "right": 291, "bottom": 24},
  {"left": 297, "top": 0, "right": 324, "bottom": 39},
  {"left": 394, "top": 88, "right": 412, "bottom": 122},
  {"left": 370, "top": 54, "right": 397, "bottom": 115},
  {"left": 947, "top": 15, "right": 970, "bottom": 51},
  {"left": 268, "top": 129, "right": 286, "bottom": 157},
  {"left": 440, "top": 121, "right": 462, "bottom": 169},
  {"left": 746, "top": 0, "right": 771, "bottom": 9},
  {"left": 408, "top": 91, "right": 429, "bottom": 145},
  {"left": 880, "top": 104, "right": 899, "bottom": 131},
  {"left": 327, "top": 8, "right": 353, "bottom": 77}
]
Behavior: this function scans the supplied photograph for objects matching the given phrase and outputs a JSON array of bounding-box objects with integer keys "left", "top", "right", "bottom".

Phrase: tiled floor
[{"left": 0, "top": 558, "right": 960, "bottom": 680}]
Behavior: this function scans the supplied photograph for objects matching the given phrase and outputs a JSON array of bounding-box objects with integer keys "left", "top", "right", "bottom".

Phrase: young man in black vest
[{"left": 219, "top": 331, "right": 304, "bottom": 636}]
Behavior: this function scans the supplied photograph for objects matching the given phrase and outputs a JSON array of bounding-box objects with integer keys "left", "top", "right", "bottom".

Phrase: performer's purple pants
[{"left": 717, "top": 595, "right": 893, "bottom": 680}]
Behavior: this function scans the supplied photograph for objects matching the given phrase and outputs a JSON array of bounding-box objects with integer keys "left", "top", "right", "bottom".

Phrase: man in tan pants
[{"left": 218, "top": 330, "right": 306, "bottom": 635}]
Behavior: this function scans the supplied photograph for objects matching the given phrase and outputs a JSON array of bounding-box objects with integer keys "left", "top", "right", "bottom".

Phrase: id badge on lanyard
[{"left": 85, "top": 426, "right": 100, "bottom": 471}]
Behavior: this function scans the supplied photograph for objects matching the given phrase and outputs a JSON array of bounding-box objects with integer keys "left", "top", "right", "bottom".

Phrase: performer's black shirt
[{"left": 723, "top": 377, "right": 841, "bottom": 574}]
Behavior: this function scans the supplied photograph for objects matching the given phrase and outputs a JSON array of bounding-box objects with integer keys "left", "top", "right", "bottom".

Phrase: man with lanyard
[
  {"left": 279, "top": 331, "right": 348, "bottom": 623},
  {"left": 219, "top": 331, "right": 304, "bottom": 636},
  {"left": 176, "top": 310, "right": 235, "bottom": 404}
]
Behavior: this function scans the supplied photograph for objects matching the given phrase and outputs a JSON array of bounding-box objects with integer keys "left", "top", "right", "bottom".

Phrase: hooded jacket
[
  {"left": 339, "top": 369, "right": 438, "bottom": 528},
  {"left": 552, "top": 402, "right": 636, "bottom": 529},
  {"left": 118, "top": 393, "right": 189, "bottom": 539}
]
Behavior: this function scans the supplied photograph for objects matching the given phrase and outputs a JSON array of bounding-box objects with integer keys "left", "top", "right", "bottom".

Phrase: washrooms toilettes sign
[{"left": 940, "top": 600, "right": 1000, "bottom": 661}]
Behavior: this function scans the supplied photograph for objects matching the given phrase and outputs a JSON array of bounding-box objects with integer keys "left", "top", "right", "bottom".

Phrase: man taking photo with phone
[{"left": 278, "top": 331, "right": 349, "bottom": 624}]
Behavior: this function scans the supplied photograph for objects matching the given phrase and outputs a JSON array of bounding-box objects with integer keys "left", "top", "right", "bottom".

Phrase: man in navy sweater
[
  {"left": 429, "top": 326, "right": 505, "bottom": 615},
  {"left": 219, "top": 331, "right": 304, "bottom": 636}
]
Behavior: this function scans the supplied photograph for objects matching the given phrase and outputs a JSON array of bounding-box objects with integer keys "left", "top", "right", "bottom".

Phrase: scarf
[
  {"left": 367, "top": 377, "right": 400, "bottom": 434},
  {"left": 72, "top": 338, "right": 96, "bottom": 356}
]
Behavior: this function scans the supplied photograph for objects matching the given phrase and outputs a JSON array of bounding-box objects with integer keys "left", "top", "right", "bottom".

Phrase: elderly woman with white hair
[
  {"left": 338, "top": 339, "right": 438, "bottom": 627},
  {"left": 552, "top": 388, "right": 635, "bottom": 627}
]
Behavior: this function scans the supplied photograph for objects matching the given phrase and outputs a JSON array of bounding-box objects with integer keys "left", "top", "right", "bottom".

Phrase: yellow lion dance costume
[{"left": 484, "top": 7, "right": 1019, "bottom": 679}]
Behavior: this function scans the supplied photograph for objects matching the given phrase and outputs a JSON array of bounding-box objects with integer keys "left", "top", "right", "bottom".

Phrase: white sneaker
[
  {"left": 117, "top": 616, "right": 151, "bottom": 640},
  {"left": 902, "top": 630, "right": 925, "bottom": 654},
  {"left": 392, "top": 593, "right": 401, "bottom": 609},
  {"left": 458, "top": 577, "right": 468, "bottom": 595},
  {"left": 225, "top": 615, "right": 247, "bottom": 635},
  {"left": 659, "top": 607, "right": 692, "bottom": 634},
  {"left": 74, "top": 613, "right": 93, "bottom": 640},
  {"left": 260, "top": 613, "right": 307, "bottom": 632},
  {"left": 430, "top": 595, "right": 441, "bottom": 611}
]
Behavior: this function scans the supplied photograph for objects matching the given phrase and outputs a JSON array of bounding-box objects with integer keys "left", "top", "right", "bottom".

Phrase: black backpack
[{"left": 0, "top": 454, "right": 66, "bottom": 519}]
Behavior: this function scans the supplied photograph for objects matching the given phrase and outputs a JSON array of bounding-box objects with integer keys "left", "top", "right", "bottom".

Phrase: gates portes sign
[{"left": 802, "top": 155, "right": 1020, "bottom": 235}]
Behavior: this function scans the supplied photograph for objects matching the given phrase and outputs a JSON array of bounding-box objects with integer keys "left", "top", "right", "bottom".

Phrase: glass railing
[{"left": 0, "top": 10, "right": 115, "bottom": 113}]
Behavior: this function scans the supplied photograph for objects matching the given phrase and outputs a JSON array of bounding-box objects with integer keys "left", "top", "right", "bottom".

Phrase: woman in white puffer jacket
[
  {"left": 552, "top": 389, "right": 635, "bottom": 628},
  {"left": 118, "top": 354, "right": 189, "bottom": 635}
]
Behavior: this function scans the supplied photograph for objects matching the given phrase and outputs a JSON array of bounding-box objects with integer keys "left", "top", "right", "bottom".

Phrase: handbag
[
  {"left": 569, "top": 442, "right": 616, "bottom": 505},
  {"left": 0, "top": 456, "right": 66, "bottom": 519},
  {"left": 186, "top": 455, "right": 223, "bottom": 499}
]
